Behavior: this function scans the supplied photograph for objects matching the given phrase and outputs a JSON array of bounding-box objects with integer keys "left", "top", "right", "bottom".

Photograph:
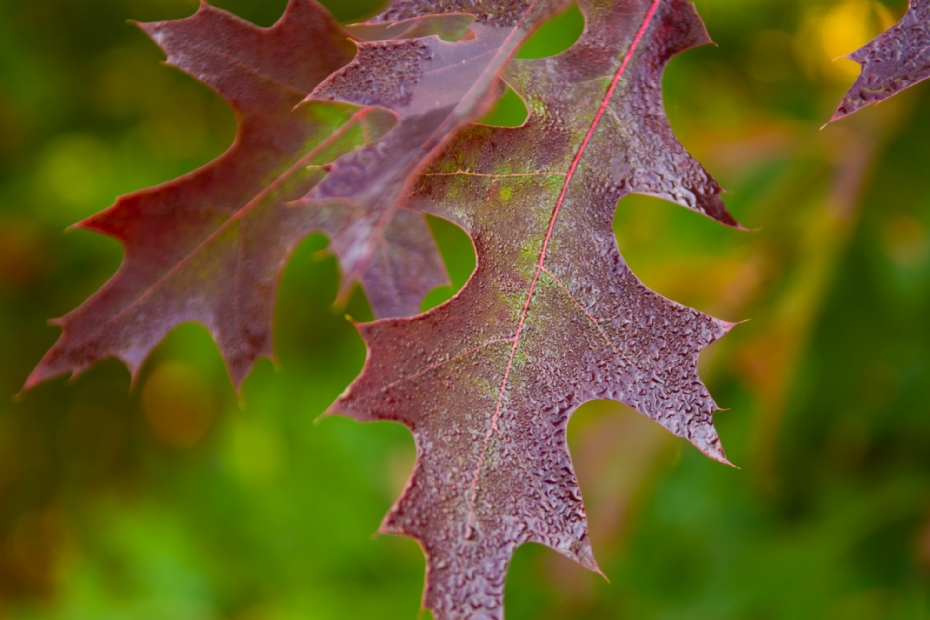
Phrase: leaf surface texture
[
  {"left": 28, "top": 0, "right": 571, "bottom": 388},
  {"left": 831, "top": 0, "right": 930, "bottom": 122},
  {"left": 331, "top": 0, "right": 739, "bottom": 617}
]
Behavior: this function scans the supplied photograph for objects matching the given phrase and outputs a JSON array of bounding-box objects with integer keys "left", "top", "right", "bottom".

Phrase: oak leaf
[
  {"left": 331, "top": 0, "right": 740, "bottom": 617},
  {"left": 26, "top": 0, "right": 413, "bottom": 388},
  {"left": 831, "top": 0, "right": 930, "bottom": 122},
  {"left": 27, "top": 0, "right": 569, "bottom": 389}
]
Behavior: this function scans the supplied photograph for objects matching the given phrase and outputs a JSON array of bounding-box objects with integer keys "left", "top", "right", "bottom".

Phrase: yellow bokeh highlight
[
  {"left": 821, "top": 0, "right": 873, "bottom": 63},
  {"left": 141, "top": 361, "right": 215, "bottom": 449},
  {"left": 796, "top": 0, "right": 894, "bottom": 81}
]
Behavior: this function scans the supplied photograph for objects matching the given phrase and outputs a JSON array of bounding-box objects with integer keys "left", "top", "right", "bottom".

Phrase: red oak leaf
[
  {"left": 295, "top": 0, "right": 573, "bottom": 305},
  {"left": 26, "top": 0, "right": 427, "bottom": 389},
  {"left": 27, "top": 0, "right": 576, "bottom": 391},
  {"left": 830, "top": 0, "right": 930, "bottom": 122},
  {"left": 330, "top": 0, "right": 740, "bottom": 617}
]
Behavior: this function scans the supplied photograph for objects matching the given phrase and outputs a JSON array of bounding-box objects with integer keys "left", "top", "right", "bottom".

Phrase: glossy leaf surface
[
  {"left": 26, "top": 0, "right": 432, "bottom": 388},
  {"left": 831, "top": 0, "right": 930, "bottom": 122},
  {"left": 297, "top": 0, "right": 571, "bottom": 304},
  {"left": 26, "top": 0, "right": 571, "bottom": 390},
  {"left": 331, "top": 0, "right": 739, "bottom": 617}
]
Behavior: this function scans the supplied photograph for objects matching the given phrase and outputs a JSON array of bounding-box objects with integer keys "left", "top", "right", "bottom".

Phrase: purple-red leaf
[
  {"left": 294, "top": 0, "right": 572, "bottom": 304},
  {"left": 331, "top": 0, "right": 739, "bottom": 617},
  {"left": 27, "top": 0, "right": 577, "bottom": 391},
  {"left": 27, "top": 0, "right": 437, "bottom": 389},
  {"left": 830, "top": 0, "right": 930, "bottom": 123}
]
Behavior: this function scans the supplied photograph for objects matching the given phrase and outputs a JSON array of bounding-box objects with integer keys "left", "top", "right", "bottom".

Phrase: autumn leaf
[
  {"left": 295, "top": 0, "right": 573, "bottom": 307},
  {"left": 26, "top": 0, "right": 571, "bottom": 390},
  {"left": 830, "top": 0, "right": 930, "bottom": 123},
  {"left": 25, "top": 0, "right": 401, "bottom": 389},
  {"left": 330, "top": 0, "right": 740, "bottom": 617}
]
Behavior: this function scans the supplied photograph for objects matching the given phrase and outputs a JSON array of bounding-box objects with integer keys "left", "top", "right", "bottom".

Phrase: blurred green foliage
[{"left": 1, "top": 0, "right": 929, "bottom": 618}]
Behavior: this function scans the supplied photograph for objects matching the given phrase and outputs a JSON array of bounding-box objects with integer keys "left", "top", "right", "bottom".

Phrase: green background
[{"left": 1, "top": 0, "right": 929, "bottom": 618}]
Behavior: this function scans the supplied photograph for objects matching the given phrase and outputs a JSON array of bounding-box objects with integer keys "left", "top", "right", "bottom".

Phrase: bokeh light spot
[
  {"left": 141, "top": 361, "right": 215, "bottom": 449},
  {"left": 33, "top": 134, "right": 114, "bottom": 222},
  {"left": 226, "top": 417, "right": 286, "bottom": 487},
  {"left": 6, "top": 508, "right": 71, "bottom": 595},
  {"left": 882, "top": 213, "right": 929, "bottom": 269}
]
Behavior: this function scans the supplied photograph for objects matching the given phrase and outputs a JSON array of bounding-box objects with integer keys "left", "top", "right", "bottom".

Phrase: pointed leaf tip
[
  {"left": 826, "top": 0, "right": 930, "bottom": 123},
  {"left": 335, "top": 0, "right": 740, "bottom": 614},
  {"left": 28, "top": 0, "right": 453, "bottom": 392}
]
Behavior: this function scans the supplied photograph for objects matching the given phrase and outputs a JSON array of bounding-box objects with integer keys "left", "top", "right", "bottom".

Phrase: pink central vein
[{"left": 465, "top": 0, "right": 663, "bottom": 532}]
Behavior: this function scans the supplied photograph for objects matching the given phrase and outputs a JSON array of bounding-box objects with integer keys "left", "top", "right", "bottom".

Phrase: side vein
[
  {"left": 381, "top": 337, "right": 514, "bottom": 392},
  {"left": 541, "top": 267, "right": 633, "bottom": 367},
  {"left": 421, "top": 172, "right": 565, "bottom": 178}
]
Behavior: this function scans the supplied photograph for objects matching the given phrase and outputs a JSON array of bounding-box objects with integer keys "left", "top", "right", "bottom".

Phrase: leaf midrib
[{"left": 463, "top": 0, "right": 664, "bottom": 534}]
